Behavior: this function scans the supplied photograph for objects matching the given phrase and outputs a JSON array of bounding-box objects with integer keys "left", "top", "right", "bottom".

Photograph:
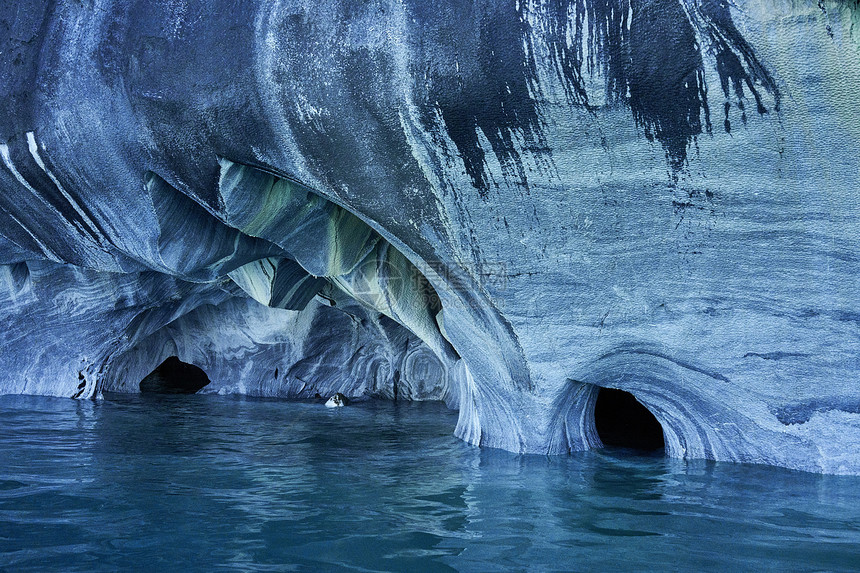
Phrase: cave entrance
[
  {"left": 139, "top": 356, "right": 210, "bottom": 394},
  {"left": 594, "top": 388, "right": 665, "bottom": 451}
]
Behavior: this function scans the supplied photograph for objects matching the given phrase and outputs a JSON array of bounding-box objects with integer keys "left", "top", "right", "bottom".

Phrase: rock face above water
[{"left": 1, "top": 0, "right": 859, "bottom": 474}]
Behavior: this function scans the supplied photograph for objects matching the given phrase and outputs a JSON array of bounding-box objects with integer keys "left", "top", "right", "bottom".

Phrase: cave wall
[{"left": 1, "top": 0, "right": 859, "bottom": 474}]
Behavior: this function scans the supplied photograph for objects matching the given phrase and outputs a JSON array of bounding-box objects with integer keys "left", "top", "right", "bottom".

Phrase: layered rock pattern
[{"left": 1, "top": 0, "right": 859, "bottom": 474}]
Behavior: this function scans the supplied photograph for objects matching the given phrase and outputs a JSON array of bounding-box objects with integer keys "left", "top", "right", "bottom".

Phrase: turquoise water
[{"left": 1, "top": 394, "right": 858, "bottom": 572}]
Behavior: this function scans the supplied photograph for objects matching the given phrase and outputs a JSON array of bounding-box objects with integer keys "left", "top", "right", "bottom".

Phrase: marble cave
[{"left": 2, "top": 0, "right": 860, "bottom": 476}]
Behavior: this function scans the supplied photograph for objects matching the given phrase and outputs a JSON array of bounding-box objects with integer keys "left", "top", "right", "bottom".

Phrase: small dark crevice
[
  {"left": 71, "top": 371, "right": 87, "bottom": 399},
  {"left": 594, "top": 388, "right": 665, "bottom": 451},
  {"left": 744, "top": 351, "right": 809, "bottom": 360},
  {"left": 139, "top": 356, "right": 210, "bottom": 394}
]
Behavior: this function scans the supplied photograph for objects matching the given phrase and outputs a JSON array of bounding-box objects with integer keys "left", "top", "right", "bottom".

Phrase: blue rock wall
[{"left": 1, "top": 0, "right": 859, "bottom": 473}]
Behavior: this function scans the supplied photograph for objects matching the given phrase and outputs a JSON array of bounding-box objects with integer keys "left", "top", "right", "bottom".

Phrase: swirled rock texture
[{"left": 1, "top": 0, "right": 859, "bottom": 474}]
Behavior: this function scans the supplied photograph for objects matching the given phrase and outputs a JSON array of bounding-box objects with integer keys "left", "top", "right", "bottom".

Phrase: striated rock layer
[{"left": 1, "top": 0, "right": 859, "bottom": 473}]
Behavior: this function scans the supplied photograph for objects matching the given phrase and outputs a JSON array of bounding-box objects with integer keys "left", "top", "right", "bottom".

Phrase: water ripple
[{"left": 1, "top": 394, "right": 858, "bottom": 571}]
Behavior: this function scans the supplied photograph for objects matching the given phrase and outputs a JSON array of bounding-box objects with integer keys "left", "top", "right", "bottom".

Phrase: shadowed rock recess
[
  {"left": 1, "top": 0, "right": 859, "bottom": 474},
  {"left": 139, "top": 356, "right": 211, "bottom": 394}
]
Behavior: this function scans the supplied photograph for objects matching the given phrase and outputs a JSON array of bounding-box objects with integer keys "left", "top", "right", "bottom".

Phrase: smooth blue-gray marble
[{"left": 1, "top": 0, "right": 859, "bottom": 474}]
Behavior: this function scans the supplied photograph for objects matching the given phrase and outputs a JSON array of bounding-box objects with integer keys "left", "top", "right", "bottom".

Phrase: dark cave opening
[
  {"left": 139, "top": 356, "right": 211, "bottom": 394},
  {"left": 594, "top": 388, "right": 665, "bottom": 451}
]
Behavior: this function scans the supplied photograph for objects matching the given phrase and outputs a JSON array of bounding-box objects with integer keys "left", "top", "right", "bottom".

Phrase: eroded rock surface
[{"left": 1, "top": 0, "right": 859, "bottom": 473}]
